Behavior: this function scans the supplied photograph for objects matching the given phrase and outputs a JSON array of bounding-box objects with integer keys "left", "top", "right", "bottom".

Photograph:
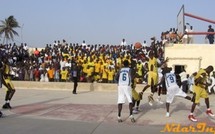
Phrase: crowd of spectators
[{"left": 0, "top": 38, "right": 165, "bottom": 84}]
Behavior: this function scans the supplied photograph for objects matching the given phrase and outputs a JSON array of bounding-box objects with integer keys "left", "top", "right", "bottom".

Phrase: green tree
[{"left": 0, "top": 15, "right": 20, "bottom": 44}]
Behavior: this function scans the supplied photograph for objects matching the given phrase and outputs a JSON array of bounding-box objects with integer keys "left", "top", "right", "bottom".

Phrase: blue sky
[{"left": 1, "top": 0, "right": 215, "bottom": 47}]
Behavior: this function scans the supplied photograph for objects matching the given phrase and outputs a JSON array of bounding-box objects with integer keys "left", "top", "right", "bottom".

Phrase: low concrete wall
[{"left": 2, "top": 81, "right": 146, "bottom": 92}]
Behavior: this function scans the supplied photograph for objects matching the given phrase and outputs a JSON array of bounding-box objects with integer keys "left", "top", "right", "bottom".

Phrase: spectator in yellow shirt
[
  {"left": 94, "top": 59, "right": 101, "bottom": 82},
  {"left": 101, "top": 65, "right": 108, "bottom": 83},
  {"left": 47, "top": 66, "right": 54, "bottom": 82},
  {"left": 60, "top": 67, "right": 68, "bottom": 82},
  {"left": 86, "top": 66, "right": 93, "bottom": 82},
  {"left": 107, "top": 67, "right": 115, "bottom": 83},
  {"left": 82, "top": 60, "right": 88, "bottom": 78}
]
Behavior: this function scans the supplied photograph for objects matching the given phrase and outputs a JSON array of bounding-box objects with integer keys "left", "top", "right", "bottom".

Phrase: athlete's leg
[
  {"left": 188, "top": 102, "right": 197, "bottom": 122},
  {"left": 205, "top": 97, "right": 215, "bottom": 117},
  {"left": 136, "top": 100, "right": 140, "bottom": 110},
  {"left": 166, "top": 102, "right": 170, "bottom": 117},
  {"left": 150, "top": 78, "right": 155, "bottom": 93},
  {"left": 190, "top": 103, "right": 196, "bottom": 114},
  {"left": 142, "top": 85, "right": 150, "bottom": 93},
  {"left": 9, "top": 89, "right": 16, "bottom": 101},
  {"left": 117, "top": 104, "right": 123, "bottom": 122},
  {"left": 158, "top": 86, "right": 162, "bottom": 97},
  {"left": 205, "top": 97, "right": 210, "bottom": 109},
  {"left": 132, "top": 98, "right": 136, "bottom": 108},
  {"left": 129, "top": 103, "right": 133, "bottom": 116},
  {"left": 118, "top": 103, "right": 122, "bottom": 117},
  {"left": 3, "top": 83, "right": 15, "bottom": 109},
  {"left": 156, "top": 86, "right": 164, "bottom": 104},
  {"left": 2, "top": 78, "right": 13, "bottom": 109},
  {"left": 129, "top": 102, "right": 135, "bottom": 123},
  {"left": 148, "top": 78, "right": 155, "bottom": 106}
]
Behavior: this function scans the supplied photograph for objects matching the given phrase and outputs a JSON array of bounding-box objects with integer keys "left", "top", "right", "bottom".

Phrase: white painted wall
[{"left": 165, "top": 44, "right": 215, "bottom": 75}]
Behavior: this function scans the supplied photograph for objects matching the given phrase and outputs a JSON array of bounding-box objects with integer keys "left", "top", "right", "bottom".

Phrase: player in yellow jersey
[
  {"left": 1, "top": 58, "right": 16, "bottom": 109},
  {"left": 131, "top": 74, "right": 142, "bottom": 114},
  {"left": 136, "top": 60, "right": 144, "bottom": 83},
  {"left": 188, "top": 65, "right": 214, "bottom": 122},
  {"left": 141, "top": 50, "right": 168, "bottom": 106}
]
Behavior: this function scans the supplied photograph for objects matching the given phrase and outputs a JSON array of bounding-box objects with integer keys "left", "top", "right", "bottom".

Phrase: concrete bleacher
[{"left": 3, "top": 81, "right": 146, "bottom": 92}]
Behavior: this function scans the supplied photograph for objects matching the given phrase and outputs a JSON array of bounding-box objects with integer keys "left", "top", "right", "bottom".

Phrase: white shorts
[
  {"left": 166, "top": 85, "right": 187, "bottom": 103},
  {"left": 117, "top": 85, "right": 132, "bottom": 104}
]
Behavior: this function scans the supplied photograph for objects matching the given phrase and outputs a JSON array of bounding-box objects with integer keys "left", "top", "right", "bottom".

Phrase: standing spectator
[
  {"left": 71, "top": 63, "right": 80, "bottom": 94},
  {"left": 47, "top": 66, "right": 54, "bottom": 82},
  {"left": 120, "top": 38, "right": 127, "bottom": 46},
  {"left": 29, "top": 67, "right": 34, "bottom": 81},
  {"left": 206, "top": 25, "right": 214, "bottom": 44},
  {"left": 60, "top": 67, "right": 68, "bottom": 82},
  {"left": 34, "top": 48, "right": 40, "bottom": 57},
  {"left": 208, "top": 71, "right": 215, "bottom": 94},
  {"left": 54, "top": 69, "right": 60, "bottom": 82},
  {"left": 60, "top": 58, "right": 66, "bottom": 70},
  {"left": 24, "top": 66, "right": 30, "bottom": 81},
  {"left": 142, "top": 40, "right": 147, "bottom": 47},
  {"left": 23, "top": 43, "right": 28, "bottom": 51},
  {"left": 34, "top": 67, "right": 40, "bottom": 81},
  {"left": 94, "top": 59, "right": 101, "bottom": 82},
  {"left": 40, "top": 70, "right": 45, "bottom": 82},
  {"left": 182, "top": 26, "right": 188, "bottom": 44},
  {"left": 101, "top": 66, "right": 108, "bottom": 83},
  {"left": 188, "top": 26, "right": 194, "bottom": 44},
  {"left": 187, "top": 72, "right": 197, "bottom": 93},
  {"left": 18, "top": 67, "right": 25, "bottom": 80},
  {"left": 107, "top": 67, "right": 115, "bottom": 83},
  {"left": 82, "top": 40, "right": 87, "bottom": 47},
  {"left": 62, "top": 39, "right": 67, "bottom": 46},
  {"left": 179, "top": 68, "right": 188, "bottom": 93}
]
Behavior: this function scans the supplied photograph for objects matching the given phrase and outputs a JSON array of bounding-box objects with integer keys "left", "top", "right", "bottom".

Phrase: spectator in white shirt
[
  {"left": 120, "top": 38, "right": 127, "bottom": 46},
  {"left": 179, "top": 68, "right": 188, "bottom": 93}
]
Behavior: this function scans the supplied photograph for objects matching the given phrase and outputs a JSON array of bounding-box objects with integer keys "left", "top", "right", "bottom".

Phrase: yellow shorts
[
  {"left": 132, "top": 89, "right": 140, "bottom": 101},
  {"left": 148, "top": 71, "right": 158, "bottom": 86},
  {"left": 4, "top": 78, "right": 15, "bottom": 91},
  {"left": 194, "top": 85, "right": 208, "bottom": 104}
]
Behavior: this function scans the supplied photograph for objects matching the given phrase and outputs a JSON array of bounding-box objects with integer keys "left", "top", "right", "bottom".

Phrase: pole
[{"left": 184, "top": 13, "right": 215, "bottom": 24}]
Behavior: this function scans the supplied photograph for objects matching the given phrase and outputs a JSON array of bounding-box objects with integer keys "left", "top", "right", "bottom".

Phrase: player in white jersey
[
  {"left": 158, "top": 67, "right": 192, "bottom": 117},
  {"left": 117, "top": 60, "right": 135, "bottom": 123}
]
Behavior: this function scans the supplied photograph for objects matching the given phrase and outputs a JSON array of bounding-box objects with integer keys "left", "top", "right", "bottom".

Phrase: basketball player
[
  {"left": 117, "top": 60, "right": 135, "bottom": 123},
  {"left": 131, "top": 73, "right": 141, "bottom": 114},
  {"left": 158, "top": 67, "right": 192, "bottom": 117},
  {"left": 141, "top": 50, "right": 168, "bottom": 106},
  {"left": 188, "top": 65, "right": 215, "bottom": 122},
  {"left": 1, "top": 58, "right": 16, "bottom": 109}
]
